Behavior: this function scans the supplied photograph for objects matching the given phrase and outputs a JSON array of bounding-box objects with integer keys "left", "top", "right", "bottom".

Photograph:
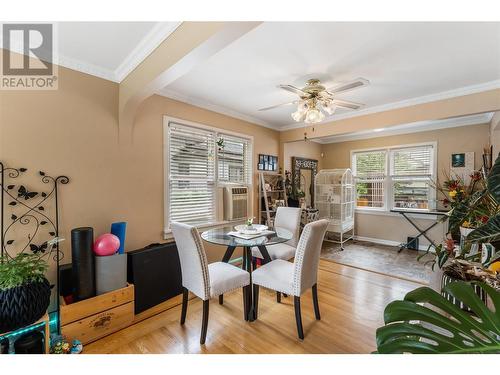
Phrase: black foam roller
[{"left": 71, "top": 227, "right": 95, "bottom": 301}]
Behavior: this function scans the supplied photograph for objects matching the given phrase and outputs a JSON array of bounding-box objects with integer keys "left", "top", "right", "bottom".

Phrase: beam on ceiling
[
  {"left": 118, "top": 21, "right": 262, "bottom": 142},
  {"left": 279, "top": 88, "right": 500, "bottom": 143}
]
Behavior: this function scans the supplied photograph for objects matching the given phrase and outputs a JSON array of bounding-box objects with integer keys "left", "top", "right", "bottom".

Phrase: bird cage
[{"left": 314, "top": 169, "right": 354, "bottom": 249}]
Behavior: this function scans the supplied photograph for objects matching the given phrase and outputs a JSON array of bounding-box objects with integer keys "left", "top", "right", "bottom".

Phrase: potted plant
[
  {"left": 0, "top": 253, "right": 51, "bottom": 333},
  {"left": 420, "top": 155, "right": 500, "bottom": 306},
  {"left": 246, "top": 217, "right": 254, "bottom": 230}
]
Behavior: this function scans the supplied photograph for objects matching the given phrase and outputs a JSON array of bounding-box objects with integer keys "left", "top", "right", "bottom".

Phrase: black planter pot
[
  {"left": 287, "top": 198, "right": 300, "bottom": 208},
  {"left": 0, "top": 278, "right": 51, "bottom": 334}
]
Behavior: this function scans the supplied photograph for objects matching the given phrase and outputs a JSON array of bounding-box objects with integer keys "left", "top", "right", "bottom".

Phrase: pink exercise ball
[{"left": 93, "top": 233, "right": 120, "bottom": 256}]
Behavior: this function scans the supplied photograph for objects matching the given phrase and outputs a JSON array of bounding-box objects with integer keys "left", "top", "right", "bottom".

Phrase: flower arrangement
[{"left": 435, "top": 170, "right": 488, "bottom": 229}]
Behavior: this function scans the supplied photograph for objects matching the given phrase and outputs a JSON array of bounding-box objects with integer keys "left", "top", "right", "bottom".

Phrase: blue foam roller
[{"left": 110, "top": 222, "right": 127, "bottom": 254}]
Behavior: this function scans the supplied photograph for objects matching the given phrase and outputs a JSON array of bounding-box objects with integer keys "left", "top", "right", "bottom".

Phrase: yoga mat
[
  {"left": 111, "top": 222, "right": 127, "bottom": 254},
  {"left": 71, "top": 227, "right": 96, "bottom": 301}
]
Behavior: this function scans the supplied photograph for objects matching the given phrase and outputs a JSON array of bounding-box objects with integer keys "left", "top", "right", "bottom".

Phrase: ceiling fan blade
[
  {"left": 327, "top": 78, "right": 369, "bottom": 94},
  {"left": 258, "top": 101, "right": 298, "bottom": 111},
  {"left": 277, "top": 84, "right": 308, "bottom": 96},
  {"left": 332, "top": 99, "right": 364, "bottom": 110}
]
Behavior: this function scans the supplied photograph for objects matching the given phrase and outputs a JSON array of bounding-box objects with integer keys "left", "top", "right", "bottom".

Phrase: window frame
[
  {"left": 163, "top": 116, "right": 254, "bottom": 235},
  {"left": 351, "top": 142, "right": 437, "bottom": 214}
]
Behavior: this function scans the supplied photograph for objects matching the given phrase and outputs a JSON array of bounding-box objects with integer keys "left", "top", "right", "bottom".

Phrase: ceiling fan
[{"left": 259, "top": 78, "right": 369, "bottom": 124}]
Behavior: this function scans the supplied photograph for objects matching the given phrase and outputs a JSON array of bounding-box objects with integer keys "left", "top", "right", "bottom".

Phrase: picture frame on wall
[
  {"left": 451, "top": 153, "right": 466, "bottom": 168},
  {"left": 451, "top": 151, "right": 474, "bottom": 184},
  {"left": 258, "top": 154, "right": 278, "bottom": 171}
]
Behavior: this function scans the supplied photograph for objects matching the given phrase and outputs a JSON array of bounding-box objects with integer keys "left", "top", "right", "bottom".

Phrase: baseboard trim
[{"left": 353, "top": 235, "right": 432, "bottom": 252}]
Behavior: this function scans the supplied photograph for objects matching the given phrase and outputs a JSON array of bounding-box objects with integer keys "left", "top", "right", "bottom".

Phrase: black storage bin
[
  {"left": 14, "top": 331, "right": 44, "bottom": 354},
  {"left": 127, "top": 242, "right": 182, "bottom": 314}
]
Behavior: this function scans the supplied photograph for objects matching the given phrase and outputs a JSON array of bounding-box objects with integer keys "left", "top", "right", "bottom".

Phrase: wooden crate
[{"left": 61, "top": 284, "right": 134, "bottom": 345}]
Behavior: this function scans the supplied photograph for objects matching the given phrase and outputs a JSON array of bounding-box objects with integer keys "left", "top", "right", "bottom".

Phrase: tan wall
[
  {"left": 282, "top": 140, "right": 323, "bottom": 173},
  {"left": 320, "top": 123, "right": 490, "bottom": 246},
  {"left": 1, "top": 65, "right": 279, "bottom": 263}
]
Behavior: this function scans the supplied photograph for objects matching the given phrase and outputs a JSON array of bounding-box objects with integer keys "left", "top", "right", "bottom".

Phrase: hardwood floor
[{"left": 84, "top": 260, "right": 423, "bottom": 354}]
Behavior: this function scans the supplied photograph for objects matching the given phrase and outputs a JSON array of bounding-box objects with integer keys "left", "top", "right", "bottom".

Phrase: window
[
  {"left": 390, "top": 145, "right": 434, "bottom": 210},
  {"left": 166, "top": 120, "right": 252, "bottom": 229},
  {"left": 352, "top": 143, "right": 435, "bottom": 211},
  {"left": 352, "top": 150, "right": 386, "bottom": 208},
  {"left": 217, "top": 134, "right": 252, "bottom": 184}
]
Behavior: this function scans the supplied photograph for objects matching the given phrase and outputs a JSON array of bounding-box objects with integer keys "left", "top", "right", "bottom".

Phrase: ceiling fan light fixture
[
  {"left": 260, "top": 78, "right": 367, "bottom": 124},
  {"left": 304, "top": 108, "right": 324, "bottom": 124},
  {"left": 297, "top": 101, "right": 309, "bottom": 112},
  {"left": 291, "top": 110, "right": 305, "bottom": 122}
]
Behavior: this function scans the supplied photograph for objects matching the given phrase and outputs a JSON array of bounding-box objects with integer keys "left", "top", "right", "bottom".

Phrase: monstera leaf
[
  {"left": 468, "top": 214, "right": 500, "bottom": 244},
  {"left": 375, "top": 281, "right": 500, "bottom": 353}
]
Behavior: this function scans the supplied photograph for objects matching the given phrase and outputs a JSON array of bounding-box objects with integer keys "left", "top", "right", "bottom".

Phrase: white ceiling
[
  {"left": 159, "top": 22, "right": 500, "bottom": 130},
  {"left": 0, "top": 22, "right": 180, "bottom": 82},
  {"left": 57, "top": 22, "right": 180, "bottom": 82}
]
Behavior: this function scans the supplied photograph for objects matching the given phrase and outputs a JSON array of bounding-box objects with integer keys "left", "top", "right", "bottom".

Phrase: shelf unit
[
  {"left": 0, "top": 313, "right": 51, "bottom": 354},
  {"left": 258, "top": 172, "right": 287, "bottom": 226}
]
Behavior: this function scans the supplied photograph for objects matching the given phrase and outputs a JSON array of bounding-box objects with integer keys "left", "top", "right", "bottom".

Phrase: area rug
[{"left": 321, "top": 240, "right": 434, "bottom": 284}]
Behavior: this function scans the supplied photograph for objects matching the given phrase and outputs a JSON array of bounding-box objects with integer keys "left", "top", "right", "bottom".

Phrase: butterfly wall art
[{"left": 1, "top": 165, "right": 69, "bottom": 261}]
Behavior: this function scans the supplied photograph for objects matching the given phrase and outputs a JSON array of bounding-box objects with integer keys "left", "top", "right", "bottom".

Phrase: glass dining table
[{"left": 201, "top": 225, "right": 293, "bottom": 321}]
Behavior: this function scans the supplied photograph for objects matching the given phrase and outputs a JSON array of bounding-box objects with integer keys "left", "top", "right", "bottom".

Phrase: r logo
[{"left": 2, "top": 24, "right": 53, "bottom": 76}]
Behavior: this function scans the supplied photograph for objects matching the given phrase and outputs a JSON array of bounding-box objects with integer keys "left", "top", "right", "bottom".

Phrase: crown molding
[
  {"left": 114, "top": 22, "right": 181, "bottom": 82},
  {"left": 157, "top": 88, "right": 279, "bottom": 130},
  {"left": 312, "top": 112, "right": 494, "bottom": 144},
  {"left": 55, "top": 54, "right": 117, "bottom": 81},
  {"left": 278, "top": 79, "right": 500, "bottom": 131}
]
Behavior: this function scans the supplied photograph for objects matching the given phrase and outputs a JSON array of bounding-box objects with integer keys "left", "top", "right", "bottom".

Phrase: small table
[
  {"left": 390, "top": 209, "right": 448, "bottom": 252},
  {"left": 201, "top": 226, "right": 293, "bottom": 321}
]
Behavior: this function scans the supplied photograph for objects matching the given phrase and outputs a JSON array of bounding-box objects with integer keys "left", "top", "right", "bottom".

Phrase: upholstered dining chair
[
  {"left": 252, "top": 206, "right": 302, "bottom": 302},
  {"left": 251, "top": 219, "right": 329, "bottom": 339},
  {"left": 252, "top": 207, "right": 302, "bottom": 262},
  {"left": 171, "top": 222, "right": 251, "bottom": 345}
]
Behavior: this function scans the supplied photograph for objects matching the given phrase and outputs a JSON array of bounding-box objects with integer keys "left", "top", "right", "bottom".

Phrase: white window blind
[
  {"left": 168, "top": 122, "right": 216, "bottom": 226},
  {"left": 217, "top": 134, "right": 252, "bottom": 184},
  {"left": 390, "top": 145, "right": 434, "bottom": 210},
  {"left": 390, "top": 145, "right": 434, "bottom": 177},
  {"left": 352, "top": 150, "right": 386, "bottom": 209},
  {"left": 353, "top": 150, "right": 386, "bottom": 178}
]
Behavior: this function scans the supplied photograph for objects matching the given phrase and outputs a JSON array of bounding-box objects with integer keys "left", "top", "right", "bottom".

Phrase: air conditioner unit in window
[{"left": 223, "top": 186, "right": 249, "bottom": 221}]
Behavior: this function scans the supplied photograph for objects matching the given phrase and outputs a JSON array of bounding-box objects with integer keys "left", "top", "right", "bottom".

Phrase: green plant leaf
[
  {"left": 0, "top": 253, "right": 48, "bottom": 290},
  {"left": 468, "top": 214, "right": 500, "bottom": 243},
  {"left": 375, "top": 281, "right": 500, "bottom": 354},
  {"left": 487, "top": 154, "right": 500, "bottom": 204},
  {"left": 437, "top": 251, "right": 449, "bottom": 268},
  {"left": 448, "top": 190, "right": 487, "bottom": 232}
]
